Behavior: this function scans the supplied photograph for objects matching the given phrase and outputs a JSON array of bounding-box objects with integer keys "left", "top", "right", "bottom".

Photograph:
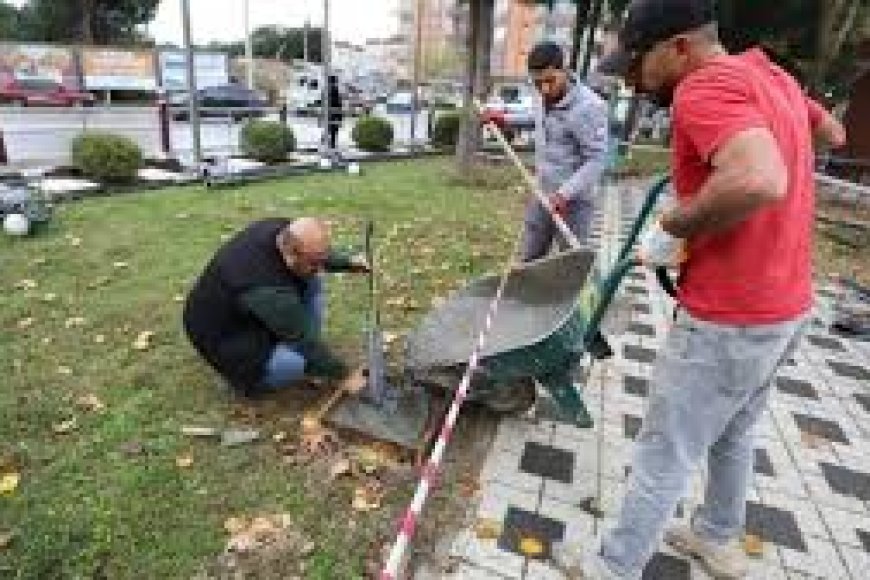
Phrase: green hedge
[
  {"left": 240, "top": 120, "right": 296, "bottom": 163},
  {"left": 351, "top": 115, "right": 393, "bottom": 153},
  {"left": 71, "top": 132, "right": 143, "bottom": 184},
  {"left": 431, "top": 111, "right": 462, "bottom": 150}
]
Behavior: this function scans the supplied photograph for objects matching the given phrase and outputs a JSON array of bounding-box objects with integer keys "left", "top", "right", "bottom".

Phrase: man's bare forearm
[{"left": 662, "top": 166, "right": 783, "bottom": 239}]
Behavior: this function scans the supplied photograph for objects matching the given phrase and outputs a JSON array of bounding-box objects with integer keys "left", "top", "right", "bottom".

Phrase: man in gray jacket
[{"left": 523, "top": 41, "right": 610, "bottom": 261}]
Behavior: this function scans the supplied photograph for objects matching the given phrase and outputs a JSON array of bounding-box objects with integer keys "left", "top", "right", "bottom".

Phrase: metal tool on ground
[{"left": 324, "top": 221, "right": 430, "bottom": 449}]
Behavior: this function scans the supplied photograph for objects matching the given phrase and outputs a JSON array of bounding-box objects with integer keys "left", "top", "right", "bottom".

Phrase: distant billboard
[
  {"left": 81, "top": 48, "right": 156, "bottom": 91},
  {"left": 159, "top": 51, "right": 228, "bottom": 91},
  {"left": 0, "top": 43, "right": 78, "bottom": 88}
]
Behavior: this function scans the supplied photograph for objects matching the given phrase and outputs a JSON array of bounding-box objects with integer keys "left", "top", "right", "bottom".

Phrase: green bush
[
  {"left": 351, "top": 115, "right": 393, "bottom": 153},
  {"left": 71, "top": 132, "right": 143, "bottom": 184},
  {"left": 431, "top": 111, "right": 462, "bottom": 150},
  {"left": 240, "top": 120, "right": 296, "bottom": 163}
]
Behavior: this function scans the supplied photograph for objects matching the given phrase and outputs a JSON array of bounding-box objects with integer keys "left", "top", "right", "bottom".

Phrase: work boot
[
  {"left": 550, "top": 541, "right": 620, "bottom": 579},
  {"left": 664, "top": 524, "right": 748, "bottom": 579}
]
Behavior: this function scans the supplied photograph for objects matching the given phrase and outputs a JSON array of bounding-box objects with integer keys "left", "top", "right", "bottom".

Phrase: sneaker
[
  {"left": 664, "top": 524, "right": 748, "bottom": 579},
  {"left": 550, "top": 541, "right": 620, "bottom": 580}
]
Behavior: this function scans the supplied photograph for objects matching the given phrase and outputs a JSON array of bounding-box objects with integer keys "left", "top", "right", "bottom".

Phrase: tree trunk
[
  {"left": 475, "top": 0, "right": 494, "bottom": 98},
  {"left": 80, "top": 0, "right": 95, "bottom": 44},
  {"left": 570, "top": 1, "right": 593, "bottom": 72},
  {"left": 812, "top": 0, "right": 862, "bottom": 95},
  {"left": 456, "top": 0, "right": 483, "bottom": 175},
  {"left": 580, "top": 0, "right": 605, "bottom": 79}
]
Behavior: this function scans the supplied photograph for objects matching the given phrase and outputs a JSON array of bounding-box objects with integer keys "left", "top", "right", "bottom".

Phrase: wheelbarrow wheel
[{"left": 482, "top": 378, "right": 536, "bottom": 415}]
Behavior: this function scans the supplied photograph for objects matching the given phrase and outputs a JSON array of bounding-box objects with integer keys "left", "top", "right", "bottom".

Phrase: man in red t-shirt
[{"left": 552, "top": 1, "right": 846, "bottom": 579}]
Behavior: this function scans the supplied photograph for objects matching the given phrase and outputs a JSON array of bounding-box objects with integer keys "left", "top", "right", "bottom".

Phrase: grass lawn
[{"left": 0, "top": 158, "right": 523, "bottom": 579}]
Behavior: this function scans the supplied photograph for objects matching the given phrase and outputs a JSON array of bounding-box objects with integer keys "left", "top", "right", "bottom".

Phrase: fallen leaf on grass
[
  {"left": 430, "top": 296, "right": 445, "bottom": 308},
  {"left": 742, "top": 533, "right": 764, "bottom": 557},
  {"left": 271, "top": 431, "right": 287, "bottom": 443},
  {"left": 13, "top": 279, "right": 37, "bottom": 290},
  {"left": 518, "top": 536, "right": 545, "bottom": 558},
  {"left": 0, "top": 472, "right": 20, "bottom": 495},
  {"left": 382, "top": 331, "right": 399, "bottom": 346},
  {"left": 64, "top": 316, "right": 86, "bottom": 329},
  {"left": 119, "top": 441, "right": 144, "bottom": 456},
  {"left": 68, "top": 236, "right": 82, "bottom": 247},
  {"left": 0, "top": 529, "right": 14, "bottom": 549},
  {"left": 94, "top": 334, "right": 106, "bottom": 344},
  {"left": 41, "top": 337, "right": 52, "bottom": 345},
  {"left": 86, "top": 276, "right": 111, "bottom": 289},
  {"left": 223, "top": 513, "right": 295, "bottom": 553},
  {"left": 56, "top": 366, "right": 72, "bottom": 376},
  {"left": 329, "top": 457, "right": 351, "bottom": 480},
  {"left": 32, "top": 256, "right": 47, "bottom": 266},
  {"left": 351, "top": 483, "right": 383, "bottom": 512},
  {"left": 173, "top": 294, "right": 184, "bottom": 303},
  {"left": 112, "top": 261, "right": 129, "bottom": 269},
  {"left": 224, "top": 516, "right": 248, "bottom": 535},
  {"left": 16, "top": 318, "right": 35, "bottom": 330},
  {"left": 175, "top": 452, "right": 194, "bottom": 468},
  {"left": 474, "top": 518, "right": 501, "bottom": 540},
  {"left": 75, "top": 393, "right": 105, "bottom": 413},
  {"left": 52, "top": 418, "right": 77, "bottom": 434},
  {"left": 41, "top": 293, "right": 57, "bottom": 303},
  {"left": 182, "top": 426, "right": 219, "bottom": 437},
  {"left": 132, "top": 331, "right": 155, "bottom": 351},
  {"left": 175, "top": 212, "right": 190, "bottom": 220}
]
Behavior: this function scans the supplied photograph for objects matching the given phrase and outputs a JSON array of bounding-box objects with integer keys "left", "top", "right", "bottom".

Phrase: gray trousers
[
  {"left": 521, "top": 196, "right": 595, "bottom": 262},
  {"left": 597, "top": 309, "right": 808, "bottom": 578}
]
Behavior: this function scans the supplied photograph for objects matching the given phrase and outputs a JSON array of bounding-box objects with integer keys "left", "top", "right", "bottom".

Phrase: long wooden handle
[
  {"left": 302, "top": 386, "right": 348, "bottom": 430},
  {"left": 472, "top": 98, "right": 582, "bottom": 250}
]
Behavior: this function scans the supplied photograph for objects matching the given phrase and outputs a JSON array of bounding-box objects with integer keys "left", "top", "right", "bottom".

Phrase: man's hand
[
  {"left": 638, "top": 215, "right": 687, "bottom": 267},
  {"left": 548, "top": 192, "right": 569, "bottom": 219},
  {"left": 348, "top": 253, "right": 371, "bottom": 274},
  {"left": 340, "top": 366, "right": 368, "bottom": 395}
]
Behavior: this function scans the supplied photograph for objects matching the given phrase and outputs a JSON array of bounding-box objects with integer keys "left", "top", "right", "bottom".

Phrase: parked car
[
  {"left": 385, "top": 90, "right": 428, "bottom": 114},
  {"left": 0, "top": 78, "right": 94, "bottom": 107},
  {"left": 170, "top": 84, "right": 269, "bottom": 121},
  {"left": 480, "top": 83, "right": 536, "bottom": 142}
]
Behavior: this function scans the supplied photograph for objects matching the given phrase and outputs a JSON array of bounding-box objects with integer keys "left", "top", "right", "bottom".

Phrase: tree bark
[
  {"left": 570, "top": 1, "right": 593, "bottom": 72},
  {"left": 456, "top": 0, "right": 483, "bottom": 175},
  {"left": 812, "top": 0, "right": 863, "bottom": 95},
  {"left": 80, "top": 0, "right": 95, "bottom": 44}
]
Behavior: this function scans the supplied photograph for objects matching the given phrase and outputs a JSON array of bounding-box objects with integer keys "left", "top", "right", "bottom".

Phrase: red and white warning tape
[{"left": 378, "top": 251, "right": 515, "bottom": 579}]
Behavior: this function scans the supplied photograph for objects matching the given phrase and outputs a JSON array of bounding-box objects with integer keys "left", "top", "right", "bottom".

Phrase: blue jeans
[
  {"left": 259, "top": 276, "right": 325, "bottom": 391},
  {"left": 596, "top": 310, "right": 807, "bottom": 579}
]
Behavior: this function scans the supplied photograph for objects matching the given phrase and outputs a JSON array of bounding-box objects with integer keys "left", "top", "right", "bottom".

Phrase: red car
[{"left": 0, "top": 78, "right": 95, "bottom": 107}]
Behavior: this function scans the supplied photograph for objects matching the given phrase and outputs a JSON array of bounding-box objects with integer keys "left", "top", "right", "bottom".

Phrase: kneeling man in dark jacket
[{"left": 184, "top": 217, "right": 368, "bottom": 396}]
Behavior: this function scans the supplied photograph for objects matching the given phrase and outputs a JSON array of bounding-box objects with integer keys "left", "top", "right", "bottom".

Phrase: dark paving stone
[
  {"left": 745, "top": 501, "right": 807, "bottom": 552},
  {"left": 498, "top": 506, "right": 564, "bottom": 561},
  {"left": 628, "top": 322, "right": 656, "bottom": 337},
  {"left": 624, "top": 375, "right": 649, "bottom": 398},
  {"left": 641, "top": 552, "right": 691, "bottom": 580},
  {"left": 754, "top": 448, "right": 775, "bottom": 477},
  {"left": 624, "top": 414, "right": 642, "bottom": 440},
  {"left": 519, "top": 442, "right": 574, "bottom": 484},
  {"left": 828, "top": 360, "right": 870, "bottom": 382},
  {"left": 776, "top": 376, "right": 819, "bottom": 400},
  {"left": 793, "top": 413, "right": 850, "bottom": 445},
  {"left": 625, "top": 285, "right": 647, "bottom": 296},
  {"left": 806, "top": 335, "right": 845, "bottom": 352},
  {"left": 624, "top": 344, "right": 657, "bottom": 364},
  {"left": 857, "top": 529, "right": 870, "bottom": 553},
  {"left": 820, "top": 463, "right": 870, "bottom": 502},
  {"left": 632, "top": 302, "right": 651, "bottom": 315},
  {"left": 855, "top": 393, "right": 870, "bottom": 414}
]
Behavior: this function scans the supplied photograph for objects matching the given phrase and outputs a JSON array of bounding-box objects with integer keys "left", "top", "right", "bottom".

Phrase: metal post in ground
[
  {"left": 245, "top": 0, "right": 254, "bottom": 90},
  {"left": 157, "top": 90, "right": 171, "bottom": 156},
  {"left": 181, "top": 0, "right": 202, "bottom": 169},
  {"left": 410, "top": 0, "right": 423, "bottom": 152}
]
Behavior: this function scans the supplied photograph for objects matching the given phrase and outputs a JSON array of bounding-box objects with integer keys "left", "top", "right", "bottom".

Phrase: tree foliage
[
  {"left": 11, "top": 0, "right": 159, "bottom": 45},
  {"left": 205, "top": 26, "right": 324, "bottom": 64}
]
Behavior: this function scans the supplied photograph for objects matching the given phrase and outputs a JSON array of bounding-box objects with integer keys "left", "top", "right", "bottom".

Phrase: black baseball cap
[{"left": 598, "top": 0, "right": 716, "bottom": 77}]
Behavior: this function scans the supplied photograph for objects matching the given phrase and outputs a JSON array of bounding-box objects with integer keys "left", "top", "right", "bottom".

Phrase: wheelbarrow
[{"left": 403, "top": 175, "right": 673, "bottom": 428}]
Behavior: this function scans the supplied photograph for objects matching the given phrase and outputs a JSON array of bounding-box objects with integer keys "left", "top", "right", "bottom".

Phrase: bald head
[{"left": 277, "top": 217, "right": 331, "bottom": 276}]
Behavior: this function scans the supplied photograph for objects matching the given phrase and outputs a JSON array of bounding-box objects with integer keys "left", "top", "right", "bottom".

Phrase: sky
[{"left": 147, "top": 0, "right": 400, "bottom": 46}]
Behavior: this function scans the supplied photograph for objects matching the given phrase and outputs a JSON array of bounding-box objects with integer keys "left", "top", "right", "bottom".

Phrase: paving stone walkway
[{"left": 413, "top": 179, "right": 870, "bottom": 579}]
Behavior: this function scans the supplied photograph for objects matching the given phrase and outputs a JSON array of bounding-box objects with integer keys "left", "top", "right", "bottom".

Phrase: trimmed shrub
[
  {"left": 431, "top": 111, "right": 462, "bottom": 150},
  {"left": 240, "top": 120, "right": 296, "bottom": 163},
  {"left": 71, "top": 132, "right": 143, "bottom": 184},
  {"left": 351, "top": 115, "right": 393, "bottom": 153}
]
